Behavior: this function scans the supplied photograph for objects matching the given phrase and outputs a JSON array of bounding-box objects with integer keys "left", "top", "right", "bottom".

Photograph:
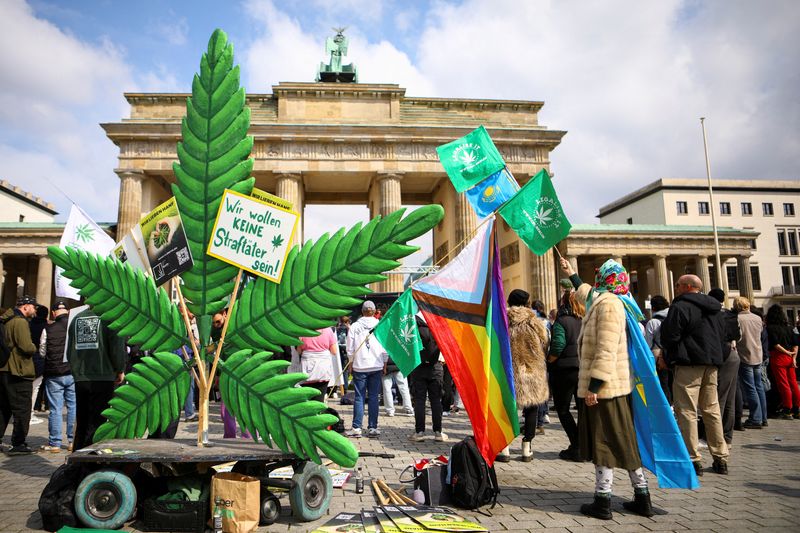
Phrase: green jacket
[
  {"left": 66, "top": 308, "right": 127, "bottom": 382},
  {"left": 1, "top": 308, "right": 37, "bottom": 379}
]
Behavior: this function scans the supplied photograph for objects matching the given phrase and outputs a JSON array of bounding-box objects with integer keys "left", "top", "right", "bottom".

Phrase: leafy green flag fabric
[
  {"left": 498, "top": 169, "right": 571, "bottom": 255},
  {"left": 372, "top": 289, "right": 422, "bottom": 376},
  {"left": 436, "top": 126, "right": 506, "bottom": 193}
]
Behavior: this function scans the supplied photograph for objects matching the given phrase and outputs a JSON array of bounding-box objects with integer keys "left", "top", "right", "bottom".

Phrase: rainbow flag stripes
[{"left": 413, "top": 219, "right": 519, "bottom": 464}]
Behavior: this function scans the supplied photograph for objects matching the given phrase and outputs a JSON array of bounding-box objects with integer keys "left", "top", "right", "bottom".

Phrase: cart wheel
[
  {"left": 260, "top": 492, "right": 281, "bottom": 525},
  {"left": 74, "top": 469, "right": 137, "bottom": 529},
  {"left": 289, "top": 462, "right": 332, "bottom": 522}
]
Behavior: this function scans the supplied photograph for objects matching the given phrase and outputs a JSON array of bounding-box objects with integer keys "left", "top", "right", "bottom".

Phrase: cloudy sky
[{"left": 1, "top": 0, "right": 797, "bottom": 256}]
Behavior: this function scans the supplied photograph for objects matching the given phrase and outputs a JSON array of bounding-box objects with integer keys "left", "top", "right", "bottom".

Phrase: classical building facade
[
  {"left": 0, "top": 180, "right": 59, "bottom": 308},
  {"left": 598, "top": 179, "right": 800, "bottom": 319},
  {"left": 103, "top": 82, "right": 568, "bottom": 310}
]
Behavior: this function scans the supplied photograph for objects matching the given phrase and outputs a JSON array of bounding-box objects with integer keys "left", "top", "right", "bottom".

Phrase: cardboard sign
[
  {"left": 111, "top": 230, "right": 150, "bottom": 276},
  {"left": 133, "top": 197, "right": 194, "bottom": 286},
  {"left": 207, "top": 189, "right": 298, "bottom": 283}
]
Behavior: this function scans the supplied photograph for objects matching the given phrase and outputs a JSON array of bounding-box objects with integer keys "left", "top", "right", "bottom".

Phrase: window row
[
  {"left": 778, "top": 228, "right": 800, "bottom": 256},
  {"left": 721, "top": 265, "right": 762, "bottom": 292},
  {"left": 676, "top": 201, "right": 794, "bottom": 217}
]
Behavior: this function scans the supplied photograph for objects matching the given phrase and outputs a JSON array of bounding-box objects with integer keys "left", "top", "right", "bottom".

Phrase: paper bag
[{"left": 211, "top": 472, "right": 260, "bottom": 533}]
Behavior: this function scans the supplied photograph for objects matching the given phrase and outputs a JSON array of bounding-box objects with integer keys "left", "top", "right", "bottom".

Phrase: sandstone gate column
[
  {"left": 654, "top": 254, "right": 671, "bottom": 300},
  {"left": 530, "top": 250, "right": 557, "bottom": 313},
  {"left": 36, "top": 254, "right": 53, "bottom": 309},
  {"left": 737, "top": 255, "right": 754, "bottom": 303},
  {"left": 274, "top": 172, "right": 304, "bottom": 247},
  {"left": 453, "top": 191, "right": 477, "bottom": 255},
  {"left": 375, "top": 172, "right": 404, "bottom": 293},
  {"left": 115, "top": 169, "right": 145, "bottom": 238},
  {"left": 695, "top": 255, "right": 711, "bottom": 294}
]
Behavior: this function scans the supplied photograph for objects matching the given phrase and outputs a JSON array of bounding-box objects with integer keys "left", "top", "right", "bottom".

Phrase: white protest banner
[
  {"left": 56, "top": 205, "right": 116, "bottom": 299},
  {"left": 207, "top": 189, "right": 298, "bottom": 283}
]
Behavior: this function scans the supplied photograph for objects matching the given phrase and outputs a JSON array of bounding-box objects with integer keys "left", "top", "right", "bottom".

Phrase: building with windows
[{"left": 598, "top": 178, "right": 800, "bottom": 321}]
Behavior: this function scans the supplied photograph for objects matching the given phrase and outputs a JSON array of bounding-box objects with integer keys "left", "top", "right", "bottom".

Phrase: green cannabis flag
[
  {"left": 372, "top": 289, "right": 422, "bottom": 376},
  {"left": 436, "top": 126, "right": 506, "bottom": 192},
  {"left": 498, "top": 169, "right": 571, "bottom": 255}
]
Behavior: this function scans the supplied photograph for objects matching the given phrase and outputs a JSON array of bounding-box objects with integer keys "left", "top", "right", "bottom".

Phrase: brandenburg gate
[{"left": 103, "top": 82, "right": 566, "bottom": 309}]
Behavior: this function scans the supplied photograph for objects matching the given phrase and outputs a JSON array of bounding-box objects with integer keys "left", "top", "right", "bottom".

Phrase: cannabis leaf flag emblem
[
  {"left": 75, "top": 224, "right": 95, "bottom": 243},
  {"left": 498, "top": 169, "right": 571, "bottom": 255},
  {"left": 372, "top": 289, "right": 422, "bottom": 376},
  {"left": 436, "top": 126, "right": 505, "bottom": 193}
]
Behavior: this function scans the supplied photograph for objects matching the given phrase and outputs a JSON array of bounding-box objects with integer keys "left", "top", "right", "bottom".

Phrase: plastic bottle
[
  {"left": 355, "top": 467, "right": 364, "bottom": 494},
  {"left": 213, "top": 502, "right": 223, "bottom": 533}
]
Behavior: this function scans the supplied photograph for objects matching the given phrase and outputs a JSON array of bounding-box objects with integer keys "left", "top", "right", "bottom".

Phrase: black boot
[
  {"left": 623, "top": 489, "right": 655, "bottom": 517},
  {"left": 581, "top": 493, "right": 612, "bottom": 520}
]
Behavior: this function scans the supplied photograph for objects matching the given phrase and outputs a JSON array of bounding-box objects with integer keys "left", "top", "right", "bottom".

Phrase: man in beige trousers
[{"left": 660, "top": 275, "right": 730, "bottom": 476}]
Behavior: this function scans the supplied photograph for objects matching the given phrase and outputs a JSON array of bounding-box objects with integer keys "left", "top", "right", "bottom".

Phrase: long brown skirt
[{"left": 578, "top": 394, "right": 642, "bottom": 470}]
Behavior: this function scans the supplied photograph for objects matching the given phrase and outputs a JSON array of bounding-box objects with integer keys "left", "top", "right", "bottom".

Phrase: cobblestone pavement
[{"left": 2, "top": 402, "right": 799, "bottom": 532}]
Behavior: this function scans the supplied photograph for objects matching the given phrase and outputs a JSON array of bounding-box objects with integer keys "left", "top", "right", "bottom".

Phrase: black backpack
[
  {"left": 447, "top": 436, "right": 499, "bottom": 510},
  {"left": 0, "top": 319, "right": 11, "bottom": 368},
  {"left": 38, "top": 462, "right": 93, "bottom": 531}
]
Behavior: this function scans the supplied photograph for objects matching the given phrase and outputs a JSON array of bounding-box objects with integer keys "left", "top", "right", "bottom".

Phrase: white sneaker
[
  {"left": 409, "top": 432, "right": 425, "bottom": 442},
  {"left": 543, "top": 414, "right": 551, "bottom": 424},
  {"left": 29, "top": 416, "right": 44, "bottom": 425},
  {"left": 345, "top": 428, "right": 362, "bottom": 438},
  {"left": 434, "top": 432, "right": 449, "bottom": 442},
  {"left": 403, "top": 407, "right": 414, "bottom": 416},
  {"left": 442, "top": 411, "right": 451, "bottom": 417},
  {"left": 367, "top": 428, "right": 381, "bottom": 438},
  {"left": 386, "top": 411, "right": 395, "bottom": 417}
]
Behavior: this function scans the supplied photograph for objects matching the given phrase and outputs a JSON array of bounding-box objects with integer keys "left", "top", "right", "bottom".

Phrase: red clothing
[{"left": 770, "top": 351, "right": 800, "bottom": 410}]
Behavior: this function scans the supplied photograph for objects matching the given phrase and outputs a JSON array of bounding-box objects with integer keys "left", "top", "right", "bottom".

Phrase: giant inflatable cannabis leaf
[
  {"left": 172, "top": 28, "right": 255, "bottom": 317},
  {"left": 227, "top": 205, "right": 444, "bottom": 351},
  {"left": 94, "top": 352, "right": 192, "bottom": 441},
  {"left": 47, "top": 246, "right": 185, "bottom": 353},
  {"left": 219, "top": 349, "right": 359, "bottom": 467}
]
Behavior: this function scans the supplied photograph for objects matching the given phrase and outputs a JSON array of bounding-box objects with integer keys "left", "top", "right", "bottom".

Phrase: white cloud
[
  {"left": 0, "top": 0, "right": 136, "bottom": 221},
  {"left": 414, "top": 0, "right": 799, "bottom": 222},
  {"left": 152, "top": 14, "right": 189, "bottom": 46}
]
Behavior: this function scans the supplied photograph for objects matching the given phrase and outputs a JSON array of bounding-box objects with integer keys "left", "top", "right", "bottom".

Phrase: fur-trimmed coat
[{"left": 508, "top": 306, "right": 550, "bottom": 408}]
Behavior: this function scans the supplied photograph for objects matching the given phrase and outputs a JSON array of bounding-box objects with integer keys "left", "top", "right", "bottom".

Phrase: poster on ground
[
  {"left": 132, "top": 197, "right": 194, "bottom": 285},
  {"left": 207, "top": 189, "right": 298, "bottom": 283}
]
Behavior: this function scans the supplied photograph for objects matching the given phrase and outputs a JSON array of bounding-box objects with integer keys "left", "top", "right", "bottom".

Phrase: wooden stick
[
  {"left": 393, "top": 489, "right": 417, "bottom": 506},
  {"left": 377, "top": 479, "right": 404, "bottom": 505},
  {"left": 372, "top": 480, "right": 390, "bottom": 505},
  {"left": 553, "top": 245, "right": 564, "bottom": 261},
  {"left": 208, "top": 269, "right": 243, "bottom": 387},
  {"left": 175, "top": 282, "right": 207, "bottom": 389}
]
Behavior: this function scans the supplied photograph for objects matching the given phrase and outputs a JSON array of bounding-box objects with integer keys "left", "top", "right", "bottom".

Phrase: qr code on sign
[{"left": 177, "top": 248, "right": 190, "bottom": 265}]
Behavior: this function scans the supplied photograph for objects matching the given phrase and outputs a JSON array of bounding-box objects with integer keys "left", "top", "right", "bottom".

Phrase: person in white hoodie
[{"left": 345, "top": 301, "right": 388, "bottom": 438}]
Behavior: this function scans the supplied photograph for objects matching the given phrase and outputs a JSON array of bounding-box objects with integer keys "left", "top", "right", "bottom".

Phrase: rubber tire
[
  {"left": 289, "top": 462, "right": 332, "bottom": 522},
  {"left": 260, "top": 492, "right": 281, "bottom": 526},
  {"left": 74, "top": 469, "right": 137, "bottom": 530}
]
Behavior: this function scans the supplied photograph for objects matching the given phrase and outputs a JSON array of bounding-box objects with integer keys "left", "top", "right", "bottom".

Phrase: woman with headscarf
[
  {"left": 559, "top": 257, "right": 654, "bottom": 519},
  {"left": 497, "top": 289, "right": 549, "bottom": 463}
]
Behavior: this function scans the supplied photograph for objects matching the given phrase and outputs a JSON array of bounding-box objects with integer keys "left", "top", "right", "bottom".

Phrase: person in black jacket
[
  {"left": 548, "top": 290, "right": 583, "bottom": 461},
  {"left": 707, "top": 288, "right": 742, "bottom": 444},
  {"left": 38, "top": 301, "right": 75, "bottom": 452},
  {"left": 408, "top": 315, "right": 447, "bottom": 442},
  {"left": 660, "top": 275, "right": 729, "bottom": 476}
]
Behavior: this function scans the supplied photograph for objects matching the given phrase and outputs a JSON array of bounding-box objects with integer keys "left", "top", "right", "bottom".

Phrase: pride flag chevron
[{"left": 413, "top": 218, "right": 519, "bottom": 464}]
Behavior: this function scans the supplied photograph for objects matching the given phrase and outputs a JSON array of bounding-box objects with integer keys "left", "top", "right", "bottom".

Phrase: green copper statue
[{"left": 317, "top": 27, "right": 358, "bottom": 82}]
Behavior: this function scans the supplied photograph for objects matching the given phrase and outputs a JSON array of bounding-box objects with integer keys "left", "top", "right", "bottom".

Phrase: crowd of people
[{"left": 1, "top": 256, "right": 799, "bottom": 522}]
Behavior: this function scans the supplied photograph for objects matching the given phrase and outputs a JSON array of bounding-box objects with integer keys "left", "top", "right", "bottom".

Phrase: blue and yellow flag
[{"left": 464, "top": 167, "right": 520, "bottom": 218}]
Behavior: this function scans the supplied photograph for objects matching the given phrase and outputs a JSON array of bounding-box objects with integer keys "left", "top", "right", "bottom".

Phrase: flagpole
[{"left": 700, "top": 118, "right": 724, "bottom": 294}]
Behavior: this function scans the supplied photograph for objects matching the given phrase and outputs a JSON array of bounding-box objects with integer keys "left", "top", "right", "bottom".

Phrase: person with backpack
[
  {"left": 660, "top": 275, "right": 729, "bottom": 476},
  {"left": 408, "top": 314, "right": 447, "bottom": 442},
  {"left": 559, "top": 258, "right": 656, "bottom": 520},
  {"left": 708, "top": 288, "right": 742, "bottom": 445},
  {"left": 39, "top": 301, "right": 76, "bottom": 452},
  {"left": 644, "top": 295, "right": 671, "bottom": 403},
  {"left": 0, "top": 295, "right": 40, "bottom": 455}
]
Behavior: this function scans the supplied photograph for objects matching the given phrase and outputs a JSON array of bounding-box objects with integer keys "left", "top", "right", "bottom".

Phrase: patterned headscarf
[
  {"left": 586, "top": 259, "right": 643, "bottom": 321},
  {"left": 594, "top": 259, "right": 630, "bottom": 295}
]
